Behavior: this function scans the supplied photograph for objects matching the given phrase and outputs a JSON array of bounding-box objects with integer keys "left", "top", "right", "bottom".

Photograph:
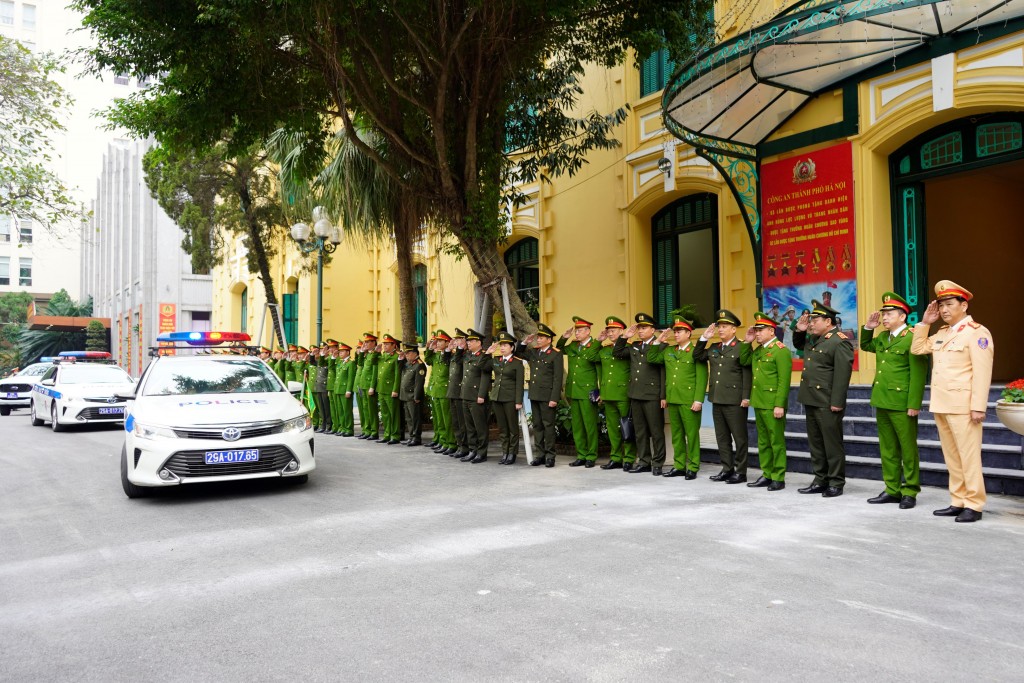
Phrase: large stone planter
[{"left": 995, "top": 400, "right": 1024, "bottom": 436}]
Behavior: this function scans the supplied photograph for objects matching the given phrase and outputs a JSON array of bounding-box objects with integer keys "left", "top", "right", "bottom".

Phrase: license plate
[
  {"left": 5, "top": 393, "right": 18, "bottom": 399},
  {"left": 204, "top": 449, "right": 260, "bottom": 464},
  {"left": 98, "top": 407, "right": 124, "bottom": 415}
]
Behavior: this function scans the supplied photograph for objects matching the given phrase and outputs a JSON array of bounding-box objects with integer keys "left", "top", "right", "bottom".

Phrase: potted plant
[{"left": 996, "top": 379, "right": 1024, "bottom": 435}]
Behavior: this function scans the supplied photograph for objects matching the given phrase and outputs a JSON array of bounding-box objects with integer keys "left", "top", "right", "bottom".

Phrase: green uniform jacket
[
  {"left": 693, "top": 338, "right": 751, "bottom": 404},
  {"left": 326, "top": 356, "right": 337, "bottom": 390},
  {"left": 596, "top": 344, "right": 630, "bottom": 402},
  {"left": 446, "top": 349, "right": 464, "bottom": 399},
  {"left": 744, "top": 339, "right": 793, "bottom": 410},
  {"left": 375, "top": 352, "right": 401, "bottom": 395},
  {"left": 423, "top": 349, "right": 451, "bottom": 399},
  {"left": 399, "top": 359, "right": 427, "bottom": 402},
  {"left": 490, "top": 356, "right": 525, "bottom": 403},
  {"left": 460, "top": 350, "right": 493, "bottom": 401},
  {"left": 648, "top": 342, "right": 708, "bottom": 405},
  {"left": 354, "top": 352, "right": 365, "bottom": 389},
  {"left": 284, "top": 360, "right": 299, "bottom": 384},
  {"left": 335, "top": 357, "right": 357, "bottom": 393},
  {"left": 612, "top": 338, "right": 665, "bottom": 401},
  {"left": 556, "top": 337, "right": 600, "bottom": 399},
  {"left": 273, "top": 359, "right": 287, "bottom": 383},
  {"left": 517, "top": 344, "right": 564, "bottom": 404},
  {"left": 793, "top": 327, "right": 854, "bottom": 408},
  {"left": 359, "top": 352, "right": 379, "bottom": 391},
  {"left": 860, "top": 326, "right": 927, "bottom": 411}
]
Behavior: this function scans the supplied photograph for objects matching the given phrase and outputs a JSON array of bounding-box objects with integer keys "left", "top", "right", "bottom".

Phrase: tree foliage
[
  {"left": 0, "top": 291, "right": 34, "bottom": 373},
  {"left": 85, "top": 320, "right": 108, "bottom": 352},
  {"left": 0, "top": 36, "right": 90, "bottom": 234},
  {"left": 16, "top": 290, "right": 93, "bottom": 364}
]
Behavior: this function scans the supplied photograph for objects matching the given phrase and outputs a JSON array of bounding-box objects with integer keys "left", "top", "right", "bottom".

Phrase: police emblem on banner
[{"left": 792, "top": 157, "right": 817, "bottom": 184}]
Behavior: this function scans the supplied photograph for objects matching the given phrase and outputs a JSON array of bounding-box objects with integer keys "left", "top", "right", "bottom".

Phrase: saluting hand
[
  {"left": 743, "top": 328, "right": 755, "bottom": 343},
  {"left": 486, "top": 343, "right": 498, "bottom": 354},
  {"left": 562, "top": 327, "right": 573, "bottom": 339},
  {"left": 703, "top": 323, "right": 718, "bottom": 340},
  {"left": 657, "top": 329, "right": 670, "bottom": 343},
  {"left": 921, "top": 300, "right": 940, "bottom": 325},
  {"left": 597, "top": 329, "right": 608, "bottom": 342},
  {"left": 624, "top": 325, "right": 638, "bottom": 338},
  {"left": 865, "top": 311, "right": 881, "bottom": 329},
  {"left": 796, "top": 314, "right": 810, "bottom": 332}
]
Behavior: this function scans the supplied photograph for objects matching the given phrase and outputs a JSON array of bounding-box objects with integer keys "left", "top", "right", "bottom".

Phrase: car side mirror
[
  {"left": 287, "top": 381, "right": 303, "bottom": 394},
  {"left": 113, "top": 393, "right": 136, "bottom": 402},
  {"left": 41, "top": 379, "right": 55, "bottom": 387}
]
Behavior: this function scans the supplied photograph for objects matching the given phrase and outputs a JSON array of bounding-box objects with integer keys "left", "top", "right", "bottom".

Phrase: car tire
[
  {"left": 120, "top": 445, "right": 149, "bottom": 499},
  {"left": 30, "top": 400, "right": 43, "bottom": 426},
  {"left": 0, "top": 407, "right": 9, "bottom": 416},
  {"left": 51, "top": 403, "right": 66, "bottom": 432},
  {"left": 288, "top": 474, "right": 309, "bottom": 486}
]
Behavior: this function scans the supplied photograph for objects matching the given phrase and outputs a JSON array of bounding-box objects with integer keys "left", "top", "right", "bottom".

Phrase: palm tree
[
  {"left": 16, "top": 290, "right": 93, "bottom": 363},
  {"left": 267, "top": 126, "right": 433, "bottom": 345}
]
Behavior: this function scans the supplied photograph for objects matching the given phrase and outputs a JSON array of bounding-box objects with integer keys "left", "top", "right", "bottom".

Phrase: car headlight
[
  {"left": 281, "top": 414, "right": 312, "bottom": 434},
  {"left": 133, "top": 422, "right": 177, "bottom": 440}
]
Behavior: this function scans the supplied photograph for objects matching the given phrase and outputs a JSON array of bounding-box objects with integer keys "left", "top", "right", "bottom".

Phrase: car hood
[
  {"left": 129, "top": 392, "right": 305, "bottom": 427},
  {"left": 58, "top": 382, "right": 137, "bottom": 398}
]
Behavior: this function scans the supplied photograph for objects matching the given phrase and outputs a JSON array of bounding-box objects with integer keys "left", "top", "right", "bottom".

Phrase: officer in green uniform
[
  {"left": 446, "top": 329, "right": 468, "bottom": 457},
  {"left": 357, "top": 333, "right": 379, "bottom": 440},
  {"left": 595, "top": 317, "right": 636, "bottom": 470},
  {"left": 399, "top": 344, "right": 427, "bottom": 446},
  {"left": 284, "top": 344, "right": 299, "bottom": 384},
  {"left": 423, "top": 331, "right": 453, "bottom": 452},
  {"left": 793, "top": 299, "right": 854, "bottom": 497},
  {"left": 272, "top": 347, "right": 287, "bottom": 384},
  {"left": 313, "top": 341, "right": 334, "bottom": 434},
  {"left": 694, "top": 310, "right": 752, "bottom": 484},
  {"left": 518, "top": 324, "right": 563, "bottom": 467},
  {"left": 649, "top": 316, "right": 707, "bottom": 479},
  {"left": 324, "top": 340, "right": 339, "bottom": 433},
  {"left": 306, "top": 345, "right": 326, "bottom": 429},
  {"left": 334, "top": 342, "right": 357, "bottom": 436},
  {"left": 742, "top": 312, "right": 792, "bottom": 490},
  {"left": 374, "top": 334, "right": 402, "bottom": 445},
  {"left": 861, "top": 291, "right": 927, "bottom": 508},
  {"left": 487, "top": 331, "right": 526, "bottom": 465},
  {"left": 460, "top": 328, "right": 493, "bottom": 463},
  {"left": 613, "top": 313, "right": 666, "bottom": 475},
  {"left": 556, "top": 316, "right": 601, "bottom": 467}
]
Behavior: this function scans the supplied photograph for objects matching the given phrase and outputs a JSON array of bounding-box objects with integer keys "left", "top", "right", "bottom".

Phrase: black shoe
[
  {"left": 507, "top": 454, "right": 517, "bottom": 465},
  {"left": 389, "top": 439, "right": 403, "bottom": 445},
  {"left": 471, "top": 454, "right": 488, "bottom": 463},
  {"left": 314, "top": 428, "right": 325, "bottom": 433},
  {"left": 424, "top": 441, "right": 437, "bottom": 448},
  {"left": 867, "top": 492, "right": 901, "bottom": 504},
  {"left": 662, "top": 469, "right": 687, "bottom": 477},
  {"left": 767, "top": 480, "right": 785, "bottom": 491},
  {"left": 460, "top": 452, "right": 476, "bottom": 462},
  {"left": 366, "top": 436, "right": 380, "bottom": 442},
  {"left": 568, "top": 458, "right": 586, "bottom": 467},
  {"left": 343, "top": 432, "right": 354, "bottom": 437},
  {"left": 822, "top": 486, "right": 844, "bottom": 498},
  {"left": 725, "top": 473, "right": 747, "bottom": 484},
  {"left": 432, "top": 445, "right": 446, "bottom": 452},
  {"left": 955, "top": 508, "right": 983, "bottom": 523},
  {"left": 406, "top": 440, "right": 421, "bottom": 447},
  {"left": 798, "top": 483, "right": 827, "bottom": 494},
  {"left": 530, "top": 458, "right": 544, "bottom": 466},
  {"left": 545, "top": 459, "right": 555, "bottom": 468},
  {"left": 709, "top": 470, "right": 733, "bottom": 482},
  {"left": 622, "top": 462, "right": 634, "bottom": 472},
  {"left": 629, "top": 464, "right": 652, "bottom": 474},
  {"left": 684, "top": 470, "right": 697, "bottom": 480},
  {"left": 357, "top": 433, "right": 368, "bottom": 440},
  {"left": 601, "top": 460, "right": 623, "bottom": 470},
  {"left": 899, "top": 496, "right": 916, "bottom": 509},
  {"left": 454, "top": 450, "right": 469, "bottom": 458},
  {"left": 933, "top": 505, "right": 965, "bottom": 517},
  {"left": 652, "top": 467, "right": 663, "bottom": 476},
  {"left": 746, "top": 475, "right": 771, "bottom": 488},
  {"left": 585, "top": 460, "right": 595, "bottom": 468},
  {"left": 499, "top": 453, "right": 510, "bottom": 465}
]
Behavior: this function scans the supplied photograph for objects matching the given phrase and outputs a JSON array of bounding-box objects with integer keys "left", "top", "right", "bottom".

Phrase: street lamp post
[{"left": 290, "top": 206, "right": 342, "bottom": 345}]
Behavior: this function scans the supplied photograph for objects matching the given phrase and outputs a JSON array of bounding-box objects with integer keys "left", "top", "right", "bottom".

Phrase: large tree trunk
[
  {"left": 459, "top": 234, "right": 536, "bottom": 337},
  {"left": 238, "top": 183, "right": 286, "bottom": 348},
  {"left": 393, "top": 202, "right": 419, "bottom": 344}
]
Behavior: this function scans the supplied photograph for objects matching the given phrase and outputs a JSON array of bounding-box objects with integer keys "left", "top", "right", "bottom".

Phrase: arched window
[
  {"left": 504, "top": 238, "right": 539, "bottom": 321},
  {"left": 239, "top": 286, "right": 248, "bottom": 334},
  {"left": 413, "top": 264, "right": 427, "bottom": 342}
]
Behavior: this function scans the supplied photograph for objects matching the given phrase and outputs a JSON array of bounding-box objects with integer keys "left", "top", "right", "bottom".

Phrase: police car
[
  {"left": 0, "top": 362, "right": 52, "bottom": 415},
  {"left": 30, "top": 352, "right": 136, "bottom": 431},
  {"left": 119, "top": 331, "right": 315, "bottom": 498}
]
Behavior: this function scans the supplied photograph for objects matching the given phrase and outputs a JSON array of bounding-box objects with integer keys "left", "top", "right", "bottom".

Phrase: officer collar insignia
[{"left": 824, "top": 332, "right": 832, "bottom": 338}]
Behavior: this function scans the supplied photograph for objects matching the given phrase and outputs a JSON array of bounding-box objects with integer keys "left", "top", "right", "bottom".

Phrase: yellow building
[{"left": 214, "top": 0, "right": 1022, "bottom": 383}]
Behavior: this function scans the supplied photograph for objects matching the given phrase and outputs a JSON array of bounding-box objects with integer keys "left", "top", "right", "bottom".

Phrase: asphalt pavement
[{"left": 1, "top": 416, "right": 1023, "bottom": 682}]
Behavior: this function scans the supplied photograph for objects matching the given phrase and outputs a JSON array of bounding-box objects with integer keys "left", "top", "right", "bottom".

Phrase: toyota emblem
[
  {"left": 221, "top": 427, "right": 242, "bottom": 442},
  {"left": 106, "top": 397, "right": 117, "bottom": 404}
]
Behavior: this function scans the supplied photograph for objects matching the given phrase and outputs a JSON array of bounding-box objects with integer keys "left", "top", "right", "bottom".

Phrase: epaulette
[
  {"left": 836, "top": 331, "right": 848, "bottom": 340},
  {"left": 900, "top": 329, "right": 910, "bottom": 337},
  {"left": 512, "top": 356, "right": 521, "bottom": 361},
  {"left": 968, "top": 321, "right": 981, "bottom": 329},
  {"left": 824, "top": 332, "right": 833, "bottom": 339}
]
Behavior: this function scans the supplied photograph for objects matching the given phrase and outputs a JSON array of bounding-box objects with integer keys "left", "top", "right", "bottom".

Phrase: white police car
[
  {"left": 120, "top": 331, "right": 314, "bottom": 498},
  {"left": 0, "top": 361, "right": 52, "bottom": 415},
  {"left": 30, "top": 352, "right": 136, "bottom": 431}
]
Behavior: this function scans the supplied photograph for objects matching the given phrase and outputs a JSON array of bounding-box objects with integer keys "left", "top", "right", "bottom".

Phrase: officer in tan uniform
[{"left": 911, "top": 280, "right": 994, "bottom": 523}]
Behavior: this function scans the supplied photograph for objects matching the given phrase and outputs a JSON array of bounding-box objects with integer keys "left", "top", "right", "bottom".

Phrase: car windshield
[
  {"left": 20, "top": 365, "right": 49, "bottom": 377},
  {"left": 142, "top": 359, "right": 282, "bottom": 396},
  {"left": 59, "top": 365, "right": 134, "bottom": 385}
]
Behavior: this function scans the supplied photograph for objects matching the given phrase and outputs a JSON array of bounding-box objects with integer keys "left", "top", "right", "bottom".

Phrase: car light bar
[
  {"left": 155, "top": 331, "right": 253, "bottom": 345},
  {"left": 58, "top": 351, "right": 113, "bottom": 359},
  {"left": 40, "top": 356, "right": 58, "bottom": 362}
]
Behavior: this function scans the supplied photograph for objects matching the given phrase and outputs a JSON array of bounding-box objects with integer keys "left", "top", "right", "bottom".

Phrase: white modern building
[{"left": 80, "top": 139, "right": 212, "bottom": 377}]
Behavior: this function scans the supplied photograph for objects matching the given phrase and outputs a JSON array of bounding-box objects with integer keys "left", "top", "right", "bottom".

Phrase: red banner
[
  {"left": 760, "top": 141, "right": 858, "bottom": 370},
  {"left": 158, "top": 303, "right": 176, "bottom": 357}
]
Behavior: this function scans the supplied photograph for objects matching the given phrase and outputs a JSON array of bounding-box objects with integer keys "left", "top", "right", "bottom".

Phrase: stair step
[{"left": 751, "top": 413, "right": 1022, "bottom": 446}]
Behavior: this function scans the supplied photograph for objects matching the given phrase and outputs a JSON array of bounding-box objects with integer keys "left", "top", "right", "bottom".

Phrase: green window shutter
[
  {"left": 282, "top": 293, "right": 297, "bottom": 345},
  {"left": 239, "top": 287, "right": 248, "bottom": 334},
  {"left": 414, "top": 265, "right": 427, "bottom": 341},
  {"left": 654, "top": 237, "right": 676, "bottom": 327}
]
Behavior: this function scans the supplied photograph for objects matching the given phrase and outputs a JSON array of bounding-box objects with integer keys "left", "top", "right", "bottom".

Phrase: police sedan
[
  {"left": 0, "top": 362, "right": 52, "bottom": 416},
  {"left": 30, "top": 355, "right": 136, "bottom": 431},
  {"left": 120, "top": 332, "right": 314, "bottom": 498}
]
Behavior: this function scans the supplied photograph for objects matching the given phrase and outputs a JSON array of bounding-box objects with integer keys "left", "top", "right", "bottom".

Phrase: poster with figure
[{"left": 760, "top": 141, "right": 858, "bottom": 370}]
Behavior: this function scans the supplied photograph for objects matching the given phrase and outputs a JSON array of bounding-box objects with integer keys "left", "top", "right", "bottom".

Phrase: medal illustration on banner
[
  {"left": 767, "top": 253, "right": 777, "bottom": 278},
  {"left": 780, "top": 252, "right": 790, "bottom": 277},
  {"left": 795, "top": 250, "right": 806, "bottom": 275},
  {"left": 826, "top": 245, "right": 837, "bottom": 272},
  {"left": 841, "top": 243, "right": 852, "bottom": 271},
  {"left": 811, "top": 247, "right": 822, "bottom": 274}
]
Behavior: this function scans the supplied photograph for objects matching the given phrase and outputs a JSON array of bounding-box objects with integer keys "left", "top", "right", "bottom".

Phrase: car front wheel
[
  {"left": 120, "top": 445, "right": 149, "bottom": 499},
  {"left": 0, "top": 407, "right": 10, "bottom": 416},
  {"left": 51, "top": 403, "right": 65, "bottom": 432},
  {"left": 29, "top": 400, "right": 43, "bottom": 426}
]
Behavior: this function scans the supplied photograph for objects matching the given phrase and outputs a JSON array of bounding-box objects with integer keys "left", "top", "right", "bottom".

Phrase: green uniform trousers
[
  {"left": 805, "top": 405, "right": 846, "bottom": 488},
  {"left": 465, "top": 399, "right": 489, "bottom": 456},
  {"left": 338, "top": 394, "right": 355, "bottom": 435},
  {"left": 364, "top": 391, "right": 380, "bottom": 437},
  {"left": 530, "top": 400, "right": 557, "bottom": 464},
  {"left": 450, "top": 399, "right": 468, "bottom": 453},
  {"left": 754, "top": 408, "right": 787, "bottom": 481},
  {"left": 603, "top": 399, "right": 636, "bottom": 464},
  {"left": 570, "top": 397, "right": 599, "bottom": 461},
  {"left": 711, "top": 403, "right": 749, "bottom": 475},
  {"left": 328, "top": 391, "right": 339, "bottom": 432},
  {"left": 667, "top": 403, "right": 702, "bottom": 473},
  {"left": 431, "top": 397, "right": 453, "bottom": 448},
  {"left": 355, "top": 389, "right": 368, "bottom": 435},
  {"left": 631, "top": 399, "right": 666, "bottom": 468},
  {"left": 380, "top": 395, "right": 400, "bottom": 441},
  {"left": 877, "top": 408, "right": 921, "bottom": 498},
  {"left": 493, "top": 401, "right": 520, "bottom": 455}
]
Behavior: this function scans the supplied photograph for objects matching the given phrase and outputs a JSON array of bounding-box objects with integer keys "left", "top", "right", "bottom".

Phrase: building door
[
  {"left": 652, "top": 194, "right": 719, "bottom": 327},
  {"left": 890, "top": 114, "right": 1024, "bottom": 380},
  {"left": 413, "top": 264, "right": 427, "bottom": 342}
]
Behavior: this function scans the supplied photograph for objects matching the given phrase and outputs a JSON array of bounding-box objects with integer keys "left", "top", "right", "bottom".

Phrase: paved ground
[{"left": 1, "top": 416, "right": 1023, "bottom": 682}]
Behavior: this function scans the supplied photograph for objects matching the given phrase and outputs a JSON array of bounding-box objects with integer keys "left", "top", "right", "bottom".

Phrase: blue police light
[
  {"left": 58, "top": 351, "right": 112, "bottom": 359},
  {"left": 40, "top": 356, "right": 58, "bottom": 362},
  {"left": 156, "top": 331, "right": 252, "bottom": 346}
]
